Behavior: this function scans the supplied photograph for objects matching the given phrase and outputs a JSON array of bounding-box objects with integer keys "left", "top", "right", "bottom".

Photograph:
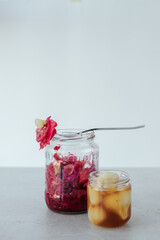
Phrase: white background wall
[{"left": 0, "top": 0, "right": 159, "bottom": 168}]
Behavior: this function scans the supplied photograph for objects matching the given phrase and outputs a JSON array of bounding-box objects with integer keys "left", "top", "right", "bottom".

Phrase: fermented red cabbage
[{"left": 45, "top": 150, "right": 95, "bottom": 212}]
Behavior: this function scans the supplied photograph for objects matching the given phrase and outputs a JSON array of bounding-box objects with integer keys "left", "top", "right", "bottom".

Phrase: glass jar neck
[
  {"left": 89, "top": 170, "right": 130, "bottom": 190},
  {"left": 51, "top": 129, "right": 95, "bottom": 143}
]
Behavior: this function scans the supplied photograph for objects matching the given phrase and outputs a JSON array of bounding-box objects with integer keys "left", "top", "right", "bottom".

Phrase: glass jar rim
[
  {"left": 89, "top": 170, "right": 130, "bottom": 189},
  {"left": 51, "top": 129, "right": 95, "bottom": 141}
]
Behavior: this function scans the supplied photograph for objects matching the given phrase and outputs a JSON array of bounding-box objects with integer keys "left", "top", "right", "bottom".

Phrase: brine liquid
[{"left": 87, "top": 184, "right": 131, "bottom": 227}]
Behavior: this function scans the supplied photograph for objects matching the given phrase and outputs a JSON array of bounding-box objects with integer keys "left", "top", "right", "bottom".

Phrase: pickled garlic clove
[
  {"left": 100, "top": 171, "right": 119, "bottom": 182},
  {"left": 53, "top": 161, "right": 61, "bottom": 175},
  {"left": 118, "top": 190, "right": 131, "bottom": 220},
  {"left": 35, "top": 118, "right": 47, "bottom": 128},
  {"left": 88, "top": 205, "right": 107, "bottom": 225},
  {"left": 105, "top": 171, "right": 119, "bottom": 180},
  {"left": 103, "top": 189, "right": 131, "bottom": 220},
  {"left": 99, "top": 172, "right": 119, "bottom": 189},
  {"left": 87, "top": 185, "right": 101, "bottom": 205}
]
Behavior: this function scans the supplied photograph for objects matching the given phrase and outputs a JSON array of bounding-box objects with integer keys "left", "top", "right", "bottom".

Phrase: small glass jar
[
  {"left": 45, "top": 129, "right": 99, "bottom": 213},
  {"left": 87, "top": 170, "right": 131, "bottom": 227}
]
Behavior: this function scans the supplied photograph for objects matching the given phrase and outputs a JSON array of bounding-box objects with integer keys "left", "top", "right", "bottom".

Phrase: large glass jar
[{"left": 45, "top": 130, "right": 99, "bottom": 213}]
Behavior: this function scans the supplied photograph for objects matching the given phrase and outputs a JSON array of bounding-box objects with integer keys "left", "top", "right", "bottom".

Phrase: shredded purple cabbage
[{"left": 45, "top": 150, "right": 95, "bottom": 212}]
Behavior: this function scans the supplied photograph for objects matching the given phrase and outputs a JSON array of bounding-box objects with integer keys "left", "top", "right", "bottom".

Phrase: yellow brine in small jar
[{"left": 87, "top": 170, "right": 131, "bottom": 227}]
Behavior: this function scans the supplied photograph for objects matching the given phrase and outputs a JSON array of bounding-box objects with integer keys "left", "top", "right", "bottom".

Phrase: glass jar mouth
[
  {"left": 51, "top": 129, "right": 95, "bottom": 141},
  {"left": 89, "top": 170, "right": 130, "bottom": 189}
]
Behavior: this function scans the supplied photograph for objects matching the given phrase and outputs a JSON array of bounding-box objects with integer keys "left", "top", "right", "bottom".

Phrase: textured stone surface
[{"left": 0, "top": 168, "right": 160, "bottom": 240}]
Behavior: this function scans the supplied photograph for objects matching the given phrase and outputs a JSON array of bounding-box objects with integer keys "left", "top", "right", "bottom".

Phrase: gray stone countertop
[{"left": 0, "top": 168, "right": 160, "bottom": 240}]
